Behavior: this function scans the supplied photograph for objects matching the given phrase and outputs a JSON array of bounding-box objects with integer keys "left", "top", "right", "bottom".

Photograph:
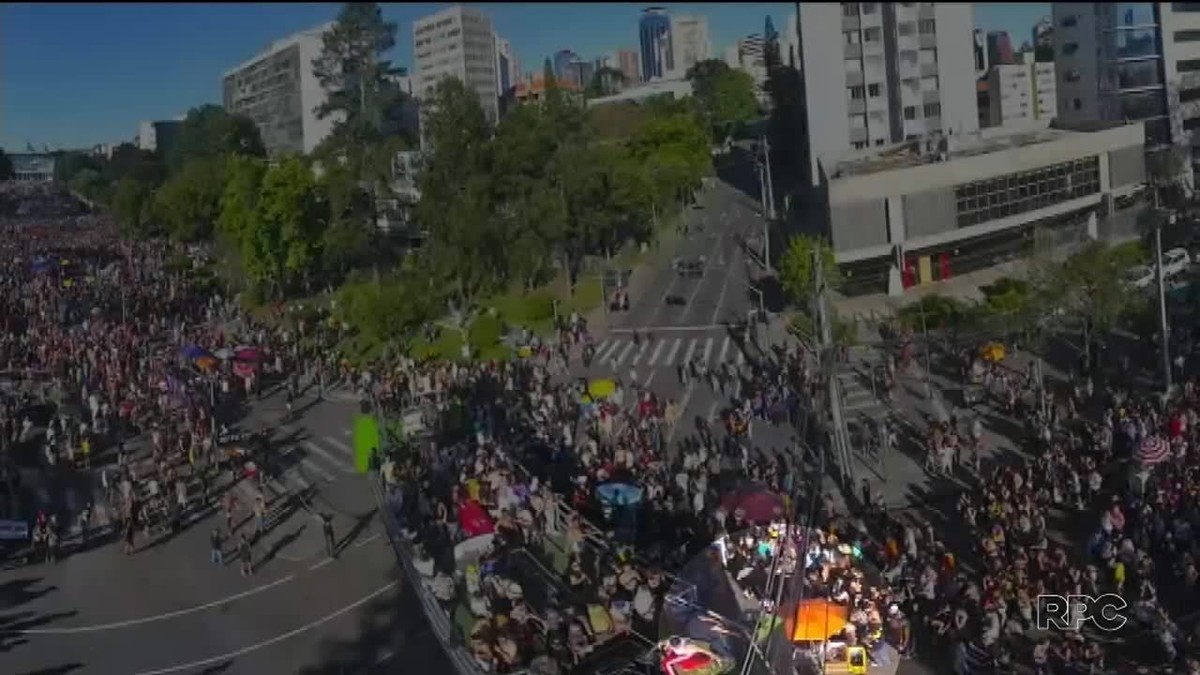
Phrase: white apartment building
[
  {"left": 984, "top": 61, "right": 1056, "bottom": 127},
  {"left": 222, "top": 22, "right": 341, "bottom": 157},
  {"left": 494, "top": 36, "right": 520, "bottom": 96},
  {"left": 1160, "top": 2, "right": 1200, "bottom": 180},
  {"left": 723, "top": 44, "right": 740, "bottom": 70},
  {"left": 412, "top": 6, "right": 500, "bottom": 127},
  {"left": 1051, "top": 4, "right": 1169, "bottom": 151},
  {"left": 670, "top": 15, "right": 710, "bottom": 77},
  {"left": 778, "top": 11, "right": 800, "bottom": 69},
  {"left": 797, "top": 2, "right": 978, "bottom": 187}
]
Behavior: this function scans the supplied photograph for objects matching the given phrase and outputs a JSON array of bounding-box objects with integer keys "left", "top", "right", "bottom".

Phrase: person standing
[
  {"left": 253, "top": 495, "right": 267, "bottom": 539},
  {"left": 210, "top": 528, "right": 223, "bottom": 566},
  {"left": 321, "top": 513, "right": 336, "bottom": 559},
  {"left": 237, "top": 533, "right": 253, "bottom": 576}
]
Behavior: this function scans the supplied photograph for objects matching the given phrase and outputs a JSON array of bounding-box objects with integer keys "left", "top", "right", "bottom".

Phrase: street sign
[{"left": 0, "top": 519, "right": 29, "bottom": 540}]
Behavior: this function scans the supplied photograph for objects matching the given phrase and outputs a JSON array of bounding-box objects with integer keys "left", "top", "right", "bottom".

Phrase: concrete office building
[
  {"left": 585, "top": 78, "right": 693, "bottom": 108},
  {"left": 639, "top": 7, "right": 673, "bottom": 81},
  {"left": 796, "top": 2, "right": 979, "bottom": 188},
  {"left": 974, "top": 29, "right": 989, "bottom": 78},
  {"left": 617, "top": 49, "right": 641, "bottom": 83},
  {"left": 984, "top": 61, "right": 1057, "bottom": 127},
  {"left": 1052, "top": 3, "right": 1169, "bottom": 151},
  {"left": 986, "top": 31, "right": 1015, "bottom": 66},
  {"left": 819, "top": 120, "right": 1145, "bottom": 295},
  {"left": 136, "top": 119, "right": 183, "bottom": 155},
  {"left": 8, "top": 154, "right": 55, "bottom": 182},
  {"left": 495, "top": 37, "right": 519, "bottom": 97},
  {"left": 671, "top": 15, "right": 710, "bottom": 77},
  {"left": 553, "top": 49, "right": 580, "bottom": 84},
  {"left": 777, "top": 11, "right": 800, "bottom": 69},
  {"left": 412, "top": 6, "right": 500, "bottom": 126},
  {"left": 1159, "top": 2, "right": 1200, "bottom": 181},
  {"left": 222, "top": 22, "right": 340, "bottom": 157}
]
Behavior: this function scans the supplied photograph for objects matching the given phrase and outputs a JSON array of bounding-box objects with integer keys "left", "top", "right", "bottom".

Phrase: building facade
[
  {"left": 221, "top": 23, "right": 339, "bottom": 157},
  {"left": 8, "top": 154, "right": 55, "bottom": 182},
  {"left": 986, "top": 31, "right": 1015, "bottom": 66},
  {"left": 820, "top": 121, "right": 1145, "bottom": 295},
  {"left": 984, "top": 61, "right": 1057, "bottom": 127},
  {"left": 1033, "top": 15, "right": 1054, "bottom": 60},
  {"left": 136, "top": 119, "right": 183, "bottom": 156},
  {"left": 1052, "top": 3, "right": 1169, "bottom": 151},
  {"left": 639, "top": 7, "right": 673, "bottom": 81},
  {"left": 796, "top": 2, "right": 979, "bottom": 187},
  {"left": 553, "top": 49, "right": 580, "bottom": 84},
  {"left": 1159, "top": 2, "right": 1200, "bottom": 181},
  {"left": 670, "top": 15, "right": 710, "bottom": 77},
  {"left": 617, "top": 49, "right": 641, "bottom": 83},
  {"left": 412, "top": 6, "right": 500, "bottom": 126},
  {"left": 495, "top": 37, "right": 518, "bottom": 97}
]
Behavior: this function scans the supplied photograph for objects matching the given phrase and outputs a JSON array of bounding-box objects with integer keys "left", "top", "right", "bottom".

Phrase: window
[
  {"left": 1176, "top": 3, "right": 1200, "bottom": 11},
  {"left": 844, "top": 30, "right": 860, "bottom": 45},
  {"left": 1061, "top": 15, "right": 1077, "bottom": 28},
  {"left": 1179, "top": 58, "right": 1200, "bottom": 73},
  {"left": 875, "top": 138, "right": 886, "bottom": 146},
  {"left": 849, "top": 85, "right": 866, "bottom": 99},
  {"left": 918, "top": 19, "right": 936, "bottom": 35},
  {"left": 1181, "top": 87, "right": 1200, "bottom": 103},
  {"left": 1064, "top": 69, "right": 1082, "bottom": 82},
  {"left": 1177, "top": 30, "right": 1200, "bottom": 42},
  {"left": 868, "top": 83, "right": 882, "bottom": 97},
  {"left": 898, "top": 22, "right": 916, "bottom": 37},
  {"left": 1062, "top": 42, "right": 1079, "bottom": 55},
  {"left": 862, "top": 3, "right": 878, "bottom": 14},
  {"left": 852, "top": 140, "right": 868, "bottom": 149},
  {"left": 904, "top": 106, "right": 917, "bottom": 120},
  {"left": 924, "top": 102, "right": 941, "bottom": 117},
  {"left": 1184, "top": 117, "right": 1200, "bottom": 132},
  {"left": 842, "top": 3, "right": 859, "bottom": 17},
  {"left": 1072, "top": 98, "right": 1082, "bottom": 110},
  {"left": 864, "top": 27, "right": 883, "bottom": 42}
]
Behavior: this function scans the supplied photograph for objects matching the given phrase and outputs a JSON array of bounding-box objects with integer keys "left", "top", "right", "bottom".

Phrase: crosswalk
[{"left": 591, "top": 335, "right": 747, "bottom": 370}]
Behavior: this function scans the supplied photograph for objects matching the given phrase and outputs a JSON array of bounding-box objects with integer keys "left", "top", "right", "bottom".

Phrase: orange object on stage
[{"left": 789, "top": 598, "right": 849, "bottom": 643}]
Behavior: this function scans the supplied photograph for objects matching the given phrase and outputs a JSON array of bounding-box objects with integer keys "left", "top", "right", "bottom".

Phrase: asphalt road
[{"left": 1, "top": 385, "right": 450, "bottom": 675}]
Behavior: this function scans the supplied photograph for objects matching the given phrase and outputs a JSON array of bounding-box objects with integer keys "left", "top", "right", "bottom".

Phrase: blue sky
[{"left": 0, "top": 2, "right": 1049, "bottom": 151}]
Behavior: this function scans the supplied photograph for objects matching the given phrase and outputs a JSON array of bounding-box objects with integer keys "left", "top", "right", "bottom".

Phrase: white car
[
  {"left": 1162, "top": 247, "right": 1192, "bottom": 278},
  {"left": 1124, "top": 265, "right": 1155, "bottom": 289}
]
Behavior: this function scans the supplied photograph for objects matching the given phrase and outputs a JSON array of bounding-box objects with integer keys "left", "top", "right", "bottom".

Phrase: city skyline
[{"left": 1, "top": 2, "right": 1047, "bottom": 151}]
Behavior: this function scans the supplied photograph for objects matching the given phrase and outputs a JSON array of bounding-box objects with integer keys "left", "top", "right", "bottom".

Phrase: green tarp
[{"left": 352, "top": 414, "right": 380, "bottom": 474}]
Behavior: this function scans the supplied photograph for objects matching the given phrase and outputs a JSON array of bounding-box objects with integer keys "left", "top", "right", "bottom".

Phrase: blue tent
[
  {"left": 180, "top": 344, "right": 206, "bottom": 360},
  {"left": 597, "top": 482, "right": 643, "bottom": 506}
]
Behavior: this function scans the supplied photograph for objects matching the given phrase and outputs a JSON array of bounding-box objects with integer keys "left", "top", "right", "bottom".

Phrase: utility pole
[
  {"left": 1153, "top": 185, "right": 1173, "bottom": 396},
  {"left": 815, "top": 250, "right": 853, "bottom": 488},
  {"left": 760, "top": 136, "right": 776, "bottom": 272}
]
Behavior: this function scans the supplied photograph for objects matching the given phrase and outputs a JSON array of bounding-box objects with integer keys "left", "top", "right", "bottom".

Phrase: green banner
[{"left": 352, "top": 414, "right": 380, "bottom": 474}]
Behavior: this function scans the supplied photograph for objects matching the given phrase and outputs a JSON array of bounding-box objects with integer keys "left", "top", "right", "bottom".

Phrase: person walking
[
  {"left": 210, "top": 528, "right": 223, "bottom": 566},
  {"left": 321, "top": 513, "right": 336, "bottom": 559},
  {"left": 253, "top": 495, "right": 267, "bottom": 539},
  {"left": 237, "top": 533, "right": 253, "bottom": 576},
  {"left": 78, "top": 502, "right": 92, "bottom": 547}
]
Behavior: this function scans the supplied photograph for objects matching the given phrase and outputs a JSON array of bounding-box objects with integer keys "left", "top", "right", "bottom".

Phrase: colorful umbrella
[
  {"left": 213, "top": 348, "right": 234, "bottom": 360},
  {"left": 232, "top": 361, "right": 256, "bottom": 378},
  {"left": 722, "top": 486, "right": 785, "bottom": 523},
  {"left": 597, "top": 482, "right": 643, "bottom": 506},
  {"left": 234, "top": 347, "right": 265, "bottom": 363},
  {"left": 588, "top": 378, "right": 616, "bottom": 400},
  {"left": 181, "top": 344, "right": 206, "bottom": 360},
  {"left": 789, "top": 598, "right": 849, "bottom": 642},
  {"left": 194, "top": 355, "right": 218, "bottom": 372},
  {"left": 1137, "top": 436, "right": 1170, "bottom": 465}
]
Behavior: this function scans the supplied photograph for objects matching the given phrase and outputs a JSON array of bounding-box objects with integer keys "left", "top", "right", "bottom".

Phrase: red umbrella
[
  {"left": 1138, "top": 436, "right": 1170, "bottom": 465},
  {"left": 458, "top": 498, "right": 495, "bottom": 538},
  {"left": 234, "top": 347, "right": 265, "bottom": 363},
  {"left": 722, "top": 486, "right": 785, "bottom": 524}
]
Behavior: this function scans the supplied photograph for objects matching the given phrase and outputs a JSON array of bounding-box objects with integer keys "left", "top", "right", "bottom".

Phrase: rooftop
[{"left": 828, "top": 119, "right": 1132, "bottom": 179}]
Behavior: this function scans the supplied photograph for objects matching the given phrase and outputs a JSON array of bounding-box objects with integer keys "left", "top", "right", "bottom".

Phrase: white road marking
[
  {"left": 718, "top": 336, "right": 731, "bottom": 363},
  {"left": 707, "top": 400, "right": 722, "bottom": 420},
  {"left": 647, "top": 340, "right": 666, "bottom": 366},
  {"left": 304, "top": 441, "right": 353, "bottom": 473},
  {"left": 701, "top": 337, "right": 714, "bottom": 364},
  {"left": 683, "top": 338, "right": 699, "bottom": 364},
  {"left": 644, "top": 370, "right": 658, "bottom": 388},
  {"left": 609, "top": 325, "right": 724, "bottom": 333},
  {"left": 631, "top": 341, "right": 649, "bottom": 366},
  {"left": 737, "top": 349, "right": 747, "bottom": 365},
  {"left": 598, "top": 340, "right": 621, "bottom": 363},
  {"left": 615, "top": 342, "right": 635, "bottom": 367},
  {"left": 340, "top": 428, "right": 352, "bottom": 437},
  {"left": 14, "top": 575, "right": 297, "bottom": 634},
  {"left": 323, "top": 435, "right": 353, "bottom": 456},
  {"left": 128, "top": 582, "right": 399, "bottom": 675},
  {"left": 668, "top": 385, "right": 696, "bottom": 445},
  {"left": 665, "top": 338, "right": 682, "bottom": 366}
]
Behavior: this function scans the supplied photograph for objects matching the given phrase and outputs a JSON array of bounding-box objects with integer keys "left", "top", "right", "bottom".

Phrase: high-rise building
[
  {"left": 495, "top": 37, "right": 518, "bottom": 97},
  {"left": 221, "top": 22, "right": 341, "bottom": 157},
  {"left": 735, "top": 33, "right": 769, "bottom": 86},
  {"left": 974, "top": 29, "right": 989, "bottom": 78},
  {"left": 136, "top": 119, "right": 183, "bottom": 156},
  {"left": 413, "top": 6, "right": 500, "bottom": 126},
  {"left": 986, "top": 31, "right": 1015, "bottom": 66},
  {"left": 671, "top": 15, "right": 710, "bottom": 77},
  {"left": 1033, "top": 15, "right": 1054, "bottom": 61},
  {"left": 796, "top": 2, "right": 978, "bottom": 186},
  {"left": 553, "top": 49, "right": 581, "bottom": 84},
  {"left": 618, "top": 48, "right": 641, "bottom": 83},
  {"left": 1159, "top": 3, "right": 1200, "bottom": 177},
  {"left": 777, "top": 11, "right": 800, "bottom": 69},
  {"left": 984, "top": 61, "right": 1057, "bottom": 127},
  {"left": 1052, "top": 3, "right": 1168, "bottom": 149},
  {"left": 639, "top": 7, "right": 673, "bottom": 81}
]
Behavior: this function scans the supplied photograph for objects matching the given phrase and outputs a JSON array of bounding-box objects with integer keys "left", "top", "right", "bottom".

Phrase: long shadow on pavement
[{"left": 17, "top": 664, "right": 84, "bottom": 675}]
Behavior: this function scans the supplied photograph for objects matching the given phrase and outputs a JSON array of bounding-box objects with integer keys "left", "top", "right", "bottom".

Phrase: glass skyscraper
[{"left": 639, "top": 7, "right": 673, "bottom": 81}]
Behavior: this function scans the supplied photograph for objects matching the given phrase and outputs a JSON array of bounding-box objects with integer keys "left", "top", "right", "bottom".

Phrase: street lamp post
[{"left": 1152, "top": 188, "right": 1173, "bottom": 396}]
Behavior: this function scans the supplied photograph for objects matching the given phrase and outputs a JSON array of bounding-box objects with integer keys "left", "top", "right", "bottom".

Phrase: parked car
[{"left": 1162, "top": 247, "right": 1192, "bottom": 278}]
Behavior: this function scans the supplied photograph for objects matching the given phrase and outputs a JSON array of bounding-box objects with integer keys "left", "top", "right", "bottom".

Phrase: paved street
[{"left": 0, "top": 385, "right": 450, "bottom": 675}]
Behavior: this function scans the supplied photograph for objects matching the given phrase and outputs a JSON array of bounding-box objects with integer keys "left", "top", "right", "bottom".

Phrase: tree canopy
[
  {"left": 168, "top": 105, "right": 265, "bottom": 172},
  {"left": 779, "top": 235, "right": 839, "bottom": 307},
  {"left": 0, "top": 149, "right": 12, "bottom": 181},
  {"left": 686, "top": 59, "right": 761, "bottom": 138}
]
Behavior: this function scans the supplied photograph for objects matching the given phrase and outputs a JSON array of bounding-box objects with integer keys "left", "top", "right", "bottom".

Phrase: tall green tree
[
  {"left": 152, "top": 157, "right": 226, "bottom": 241},
  {"left": 113, "top": 177, "right": 159, "bottom": 238},
  {"left": 217, "top": 155, "right": 267, "bottom": 244},
  {"left": 169, "top": 105, "right": 265, "bottom": 173},
  {"left": 779, "top": 235, "right": 839, "bottom": 306},
  {"left": 106, "top": 143, "right": 166, "bottom": 187},
  {"left": 248, "top": 157, "right": 327, "bottom": 295}
]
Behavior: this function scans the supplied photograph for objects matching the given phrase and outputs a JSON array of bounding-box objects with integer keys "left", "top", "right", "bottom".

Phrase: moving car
[
  {"left": 673, "top": 256, "right": 706, "bottom": 278},
  {"left": 1124, "top": 265, "right": 1155, "bottom": 290},
  {"left": 1162, "top": 247, "right": 1191, "bottom": 278}
]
